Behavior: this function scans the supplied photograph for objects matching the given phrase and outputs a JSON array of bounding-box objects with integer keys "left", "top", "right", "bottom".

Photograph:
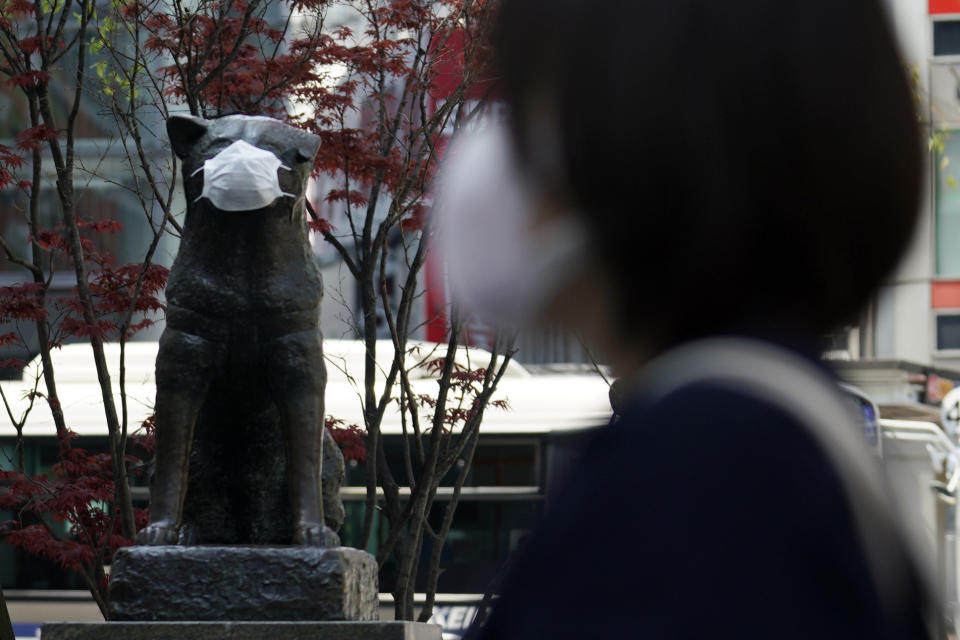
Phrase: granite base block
[
  {"left": 108, "top": 546, "right": 378, "bottom": 621},
  {"left": 41, "top": 622, "right": 442, "bottom": 640}
]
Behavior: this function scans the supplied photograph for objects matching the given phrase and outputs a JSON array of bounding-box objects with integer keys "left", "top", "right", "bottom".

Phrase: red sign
[
  {"left": 423, "top": 28, "right": 501, "bottom": 347},
  {"left": 428, "top": 29, "right": 497, "bottom": 103},
  {"left": 932, "top": 281, "right": 960, "bottom": 308},
  {"left": 931, "top": 0, "right": 960, "bottom": 14}
]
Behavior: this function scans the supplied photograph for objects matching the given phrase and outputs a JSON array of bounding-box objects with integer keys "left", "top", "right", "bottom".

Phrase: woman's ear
[{"left": 167, "top": 115, "right": 209, "bottom": 159}]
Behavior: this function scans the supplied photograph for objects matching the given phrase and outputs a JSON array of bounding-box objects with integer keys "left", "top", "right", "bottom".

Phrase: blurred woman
[{"left": 438, "top": 0, "right": 932, "bottom": 637}]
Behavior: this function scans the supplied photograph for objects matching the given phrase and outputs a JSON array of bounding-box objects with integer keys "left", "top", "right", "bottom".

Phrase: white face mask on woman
[
  {"left": 435, "top": 122, "right": 587, "bottom": 328},
  {"left": 192, "top": 139, "right": 294, "bottom": 212}
]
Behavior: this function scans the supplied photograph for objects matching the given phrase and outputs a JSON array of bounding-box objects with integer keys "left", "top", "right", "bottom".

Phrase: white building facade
[{"left": 833, "top": 0, "right": 960, "bottom": 409}]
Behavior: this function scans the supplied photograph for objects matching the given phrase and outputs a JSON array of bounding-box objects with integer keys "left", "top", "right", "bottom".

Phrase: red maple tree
[{"left": 0, "top": 0, "right": 505, "bottom": 622}]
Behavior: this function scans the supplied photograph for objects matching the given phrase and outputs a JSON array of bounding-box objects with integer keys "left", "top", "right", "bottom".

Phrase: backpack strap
[{"left": 633, "top": 337, "right": 935, "bottom": 626}]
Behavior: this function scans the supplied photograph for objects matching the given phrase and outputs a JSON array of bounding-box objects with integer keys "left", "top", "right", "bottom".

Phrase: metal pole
[{"left": 936, "top": 457, "right": 950, "bottom": 640}]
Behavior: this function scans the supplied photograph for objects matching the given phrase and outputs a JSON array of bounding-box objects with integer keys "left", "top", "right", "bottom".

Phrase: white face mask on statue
[
  {"left": 435, "top": 122, "right": 587, "bottom": 328},
  {"left": 192, "top": 139, "right": 294, "bottom": 212}
]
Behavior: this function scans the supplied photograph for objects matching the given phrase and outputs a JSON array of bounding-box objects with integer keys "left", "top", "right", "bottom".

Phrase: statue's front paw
[
  {"left": 294, "top": 522, "right": 340, "bottom": 547},
  {"left": 177, "top": 523, "right": 197, "bottom": 545},
  {"left": 136, "top": 521, "right": 180, "bottom": 545}
]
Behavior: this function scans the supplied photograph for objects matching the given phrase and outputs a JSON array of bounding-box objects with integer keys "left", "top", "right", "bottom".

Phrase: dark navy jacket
[{"left": 477, "top": 372, "right": 930, "bottom": 638}]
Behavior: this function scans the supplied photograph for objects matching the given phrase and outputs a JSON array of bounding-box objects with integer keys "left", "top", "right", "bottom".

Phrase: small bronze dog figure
[{"left": 138, "top": 114, "right": 338, "bottom": 547}]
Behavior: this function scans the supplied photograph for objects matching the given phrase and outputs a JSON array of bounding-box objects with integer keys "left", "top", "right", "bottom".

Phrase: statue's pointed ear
[
  {"left": 167, "top": 115, "right": 209, "bottom": 159},
  {"left": 293, "top": 130, "right": 322, "bottom": 165}
]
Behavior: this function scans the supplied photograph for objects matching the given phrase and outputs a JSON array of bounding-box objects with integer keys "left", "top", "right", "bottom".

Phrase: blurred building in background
[{"left": 827, "top": 0, "right": 960, "bottom": 415}]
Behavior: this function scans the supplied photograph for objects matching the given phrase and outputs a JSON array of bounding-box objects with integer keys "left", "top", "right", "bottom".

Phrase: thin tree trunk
[
  {"left": 392, "top": 532, "right": 410, "bottom": 620},
  {"left": 34, "top": 0, "right": 136, "bottom": 540},
  {"left": 360, "top": 278, "right": 380, "bottom": 550},
  {"left": 418, "top": 428, "right": 481, "bottom": 622},
  {"left": 404, "top": 521, "right": 425, "bottom": 619},
  {"left": 26, "top": 92, "right": 68, "bottom": 442}
]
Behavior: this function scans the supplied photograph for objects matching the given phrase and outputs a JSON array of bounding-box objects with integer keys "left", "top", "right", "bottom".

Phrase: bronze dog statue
[{"left": 138, "top": 114, "right": 340, "bottom": 547}]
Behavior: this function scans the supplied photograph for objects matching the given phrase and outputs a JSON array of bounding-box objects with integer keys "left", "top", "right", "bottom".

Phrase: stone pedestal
[
  {"left": 41, "top": 622, "right": 442, "bottom": 640},
  {"left": 108, "top": 546, "right": 378, "bottom": 621}
]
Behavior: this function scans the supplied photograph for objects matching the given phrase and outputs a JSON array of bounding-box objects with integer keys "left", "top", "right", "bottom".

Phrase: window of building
[
  {"left": 936, "top": 132, "right": 960, "bottom": 275},
  {"left": 344, "top": 440, "right": 540, "bottom": 489},
  {"left": 350, "top": 499, "right": 541, "bottom": 594},
  {"left": 936, "top": 311, "right": 960, "bottom": 352},
  {"left": 934, "top": 19, "right": 960, "bottom": 56},
  {"left": 340, "top": 435, "right": 543, "bottom": 594}
]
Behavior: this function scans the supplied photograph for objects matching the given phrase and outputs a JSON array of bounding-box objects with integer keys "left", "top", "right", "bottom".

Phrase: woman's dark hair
[{"left": 496, "top": 0, "right": 921, "bottom": 351}]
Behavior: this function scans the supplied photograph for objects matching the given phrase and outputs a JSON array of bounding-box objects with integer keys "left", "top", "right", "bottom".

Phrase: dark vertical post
[
  {"left": 0, "top": 585, "right": 14, "bottom": 640},
  {"left": 936, "top": 458, "right": 949, "bottom": 640}
]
